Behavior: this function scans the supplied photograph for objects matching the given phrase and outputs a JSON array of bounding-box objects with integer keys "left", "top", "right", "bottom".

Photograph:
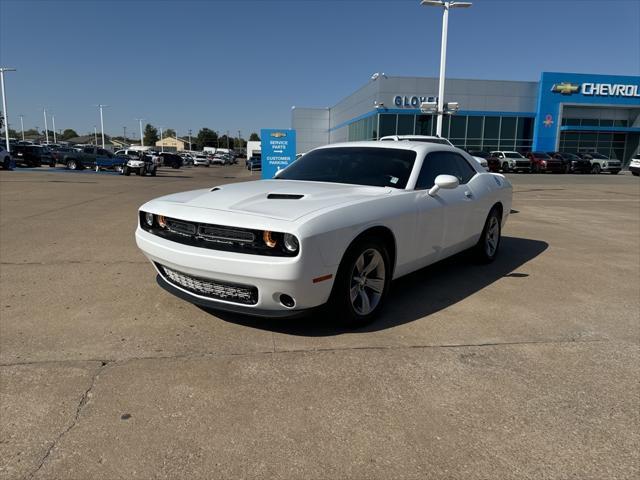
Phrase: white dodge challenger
[{"left": 136, "top": 142, "right": 512, "bottom": 326}]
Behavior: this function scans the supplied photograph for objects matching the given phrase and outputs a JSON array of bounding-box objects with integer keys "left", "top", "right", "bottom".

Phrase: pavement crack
[
  {"left": 25, "top": 360, "right": 112, "bottom": 479},
  {"left": 2, "top": 337, "right": 614, "bottom": 369}
]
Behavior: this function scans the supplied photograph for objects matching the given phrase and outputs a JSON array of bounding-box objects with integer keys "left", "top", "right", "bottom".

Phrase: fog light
[
  {"left": 283, "top": 233, "right": 299, "bottom": 253},
  {"left": 263, "top": 230, "right": 277, "bottom": 248},
  {"left": 144, "top": 212, "right": 154, "bottom": 227},
  {"left": 279, "top": 294, "right": 295, "bottom": 308}
]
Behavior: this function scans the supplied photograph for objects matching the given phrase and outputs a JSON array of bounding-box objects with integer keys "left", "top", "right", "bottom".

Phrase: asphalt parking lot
[{"left": 1, "top": 165, "right": 638, "bottom": 479}]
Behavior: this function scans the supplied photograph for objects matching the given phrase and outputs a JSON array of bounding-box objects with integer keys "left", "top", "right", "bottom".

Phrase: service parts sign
[{"left": 261, "top": 129, "right": 296, "bottom": 179}]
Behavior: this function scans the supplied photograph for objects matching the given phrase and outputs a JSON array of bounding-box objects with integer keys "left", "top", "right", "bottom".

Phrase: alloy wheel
[
  {"left": 485, "top": 216, "right": 500, "bottom": 257},
  {"left": 349, "top": 248, "right": 386, "bottom": 316}
]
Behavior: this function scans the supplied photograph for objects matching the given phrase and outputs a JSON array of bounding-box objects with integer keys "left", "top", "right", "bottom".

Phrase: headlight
[
  {"left": 283, "top": 233, "right": 299, "bottom": 253},
  {"left": 144, "top": 212, "right": 154, "bottom": 227},
  {"left": 263, "top": 230, "right": 277, "bottom": 248}
]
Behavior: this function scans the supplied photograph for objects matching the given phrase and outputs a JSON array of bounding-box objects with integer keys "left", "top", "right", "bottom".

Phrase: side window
[
  {"left": 416, "top": 152, "right": 458, "bottom": 189},
  {"left": 449, "top": 153, "right": 477, "bottom": 184}
]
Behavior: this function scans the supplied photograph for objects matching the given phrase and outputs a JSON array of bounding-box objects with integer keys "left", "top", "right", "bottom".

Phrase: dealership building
[{"left": 292, "top": 72, "right": 640, "bottom": 165}]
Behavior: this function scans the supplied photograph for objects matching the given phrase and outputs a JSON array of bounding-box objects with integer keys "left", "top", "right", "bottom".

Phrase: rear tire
[
  {"left": 474, "top": 207, "right": 502, "bottom": 263},
  {"left": 328, "top": 238, "right": 391, "bottom": 328}
]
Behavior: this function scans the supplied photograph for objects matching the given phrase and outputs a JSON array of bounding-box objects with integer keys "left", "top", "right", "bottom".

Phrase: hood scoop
[
  {"left": 209, "top": 187, "right": 221, "bottom": 192},
  {"left": 267, "top": 193, "right": 305, "bottom": 200}
]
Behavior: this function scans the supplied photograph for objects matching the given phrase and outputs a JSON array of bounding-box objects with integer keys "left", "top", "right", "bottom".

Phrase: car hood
[{"left": 152, "top": 180, "right": 393, "bottom": 221}]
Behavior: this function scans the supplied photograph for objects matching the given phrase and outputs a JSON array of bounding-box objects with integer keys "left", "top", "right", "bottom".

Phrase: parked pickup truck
[{"left": 62, "top": 146, "right": 127, "bottom": 171}]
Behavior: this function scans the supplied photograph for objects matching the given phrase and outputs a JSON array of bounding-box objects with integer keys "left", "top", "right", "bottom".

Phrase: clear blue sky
[{"left": 1, "top": 0, "right": 639, "bottom": 139}]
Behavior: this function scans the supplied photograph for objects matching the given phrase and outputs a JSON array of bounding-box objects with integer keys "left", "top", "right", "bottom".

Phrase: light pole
[
  {"left": 420, "top": 0, "right": 471, "bottom": 137},
  {"left": 136, "top": 118, "right": 144, "bottom": 147},
  {"left": 43, "top": 108, "right": 49, "bottom": 144},
  {"left": 159, "top": 126, "right": 164, "bottom": 152},
  {"left": 52, "top": 115, "right": 57, "bottom": 143},
  {"left": 95, "top": 104, "right": 108, "bottom": 149},
  {"left": 188, "top": 129, "right": 192, "bottom": 151},
  {"left": 19, "top": 114, "right": 25, "bottom": 141},
  {"left": 0, "top": 67, "right": 16, "bottom": 152}
]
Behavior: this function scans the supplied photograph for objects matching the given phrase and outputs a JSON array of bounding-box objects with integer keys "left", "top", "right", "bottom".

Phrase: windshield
[
  {"left": 276, "top": 147, "right": 416, "bottom": 189},
  {"left": 505, "top": 152, "right": 524, "bottom": 159}
]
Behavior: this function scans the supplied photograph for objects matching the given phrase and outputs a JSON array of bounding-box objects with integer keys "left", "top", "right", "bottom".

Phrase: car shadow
[{"left": 201, "top": 236, "right": 548, "bottom": 336}]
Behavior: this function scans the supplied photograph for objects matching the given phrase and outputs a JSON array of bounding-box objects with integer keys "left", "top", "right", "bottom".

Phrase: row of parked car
[
  {"left": 0, "top": 142, "right": 241, "bottom": 174},
  {"left": 470, "top": 150, "right": 624, "bottom": 175}
]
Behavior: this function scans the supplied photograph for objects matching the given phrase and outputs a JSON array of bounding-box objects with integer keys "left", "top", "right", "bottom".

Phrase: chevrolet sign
[
  {"left": 552, "top": 82, "right": 640, "bottom": 98},
  {"left": 270, "top": 131, "right": 287, "bottom": 138}
]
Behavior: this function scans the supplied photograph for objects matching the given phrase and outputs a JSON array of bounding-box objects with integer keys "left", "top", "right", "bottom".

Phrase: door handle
[{"left": 464, "top": 191, "right": 473, "bottom": 198}]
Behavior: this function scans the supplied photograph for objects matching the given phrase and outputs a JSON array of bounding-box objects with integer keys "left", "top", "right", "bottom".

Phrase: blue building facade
[{"left": 292, "top": 72, "right": 640, "bottom": 164}]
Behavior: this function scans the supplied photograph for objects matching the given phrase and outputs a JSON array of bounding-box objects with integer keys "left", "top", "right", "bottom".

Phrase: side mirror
[{"left": 428, "top": 174, "right": 459, "bottom": 196}]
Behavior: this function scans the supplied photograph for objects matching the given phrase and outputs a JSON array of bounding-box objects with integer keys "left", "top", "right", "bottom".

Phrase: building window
[
  {"left": 379, "top": 114, "right": 397, "bottom": 137},
  {"left": 397, "top": 115, "right": 415, "bottom": 135},
  {"left": 416, "top": 115, "right": 433, "bottom": 135}
]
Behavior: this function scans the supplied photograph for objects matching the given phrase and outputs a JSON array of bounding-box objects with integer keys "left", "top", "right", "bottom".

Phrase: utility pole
[
  {"left": 43, "top": 108, "right": 49, "bottom": 144},
  {"left": 160, "top": 127, "right": 164, "bottom": 152},
  {"left": 136, "top": 118, "right": 144, "bottom": 147},
  {"left": 52, "top": 115, "right": 57, "bottom": 143},
  {"left": 19, "top": 114, "right": 25, "bottom": 141},
  {"left": 0, "top": 67, "right": 16, "bottom": 153},
  {"left": 96, "top": 104, "right": 108, "bottom": 149},
  {"left": 188, "top": 129, "right": 192, "bottom": 151}
]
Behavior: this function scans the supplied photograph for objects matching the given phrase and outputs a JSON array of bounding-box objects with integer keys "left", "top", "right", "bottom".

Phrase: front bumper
[{"left": 136, "top": 228, "right": 335, "bottom": 314}]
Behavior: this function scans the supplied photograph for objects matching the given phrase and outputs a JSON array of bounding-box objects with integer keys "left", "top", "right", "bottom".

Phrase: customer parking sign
[{"left": 261, "top": 129, "right": 296, "bottom": 179}]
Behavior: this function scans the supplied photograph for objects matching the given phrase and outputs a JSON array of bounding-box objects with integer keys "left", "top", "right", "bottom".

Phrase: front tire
[
  {"left": 328, "top": 238, "right": 391, "bottom": 328},
  {"left": 67, "top": 159, "right": 77, "bottom": 170},
  {"left": 502, "top": 162, "right": 509, "bottom": 173},
  {"left": 474, "top": 207, "right": 502, "bottom": 263},
  {"left": 124, "top": 167, "right": 131, "bottom": 176},
  {"left": 592, "top": 164, "right": 601, "bottom": 174}
]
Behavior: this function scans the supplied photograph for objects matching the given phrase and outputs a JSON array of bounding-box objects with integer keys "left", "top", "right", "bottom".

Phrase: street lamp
[
  {"left": 420, "top": 0, "right": 472, "bottom": 137},
  {"left": 95, "top": 104, "right": 109, "bottom": 149},
  {"left": 19, "top": 114, "right": 25, "bottom": 141},
  {"left": 136, "top": 118, "right": 144, "bottom": 147},
  {"left": 0, "top": 67, "right": 16, "bottom": 152},
  {"left": 43, "top": 108, "right": 50, "bottom": 144},
  {"left": 52, "top": 114, "right": 57, "bottom": 143}
]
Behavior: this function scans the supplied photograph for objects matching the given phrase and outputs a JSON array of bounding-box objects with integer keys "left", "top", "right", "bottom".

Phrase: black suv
[
  {"left": 12, "top": 145, "right": 53, "bottom": 167},
  {"left": 547, "top": 152, "right": 591, "bottom": 173},
  {"left": 158, "top": 152, "right": 183, "bottom": 169}
]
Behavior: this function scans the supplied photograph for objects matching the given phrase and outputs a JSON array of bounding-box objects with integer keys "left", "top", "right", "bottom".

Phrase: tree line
[{"left": 143, "top": 124, "right": 260, "bottom": 151}]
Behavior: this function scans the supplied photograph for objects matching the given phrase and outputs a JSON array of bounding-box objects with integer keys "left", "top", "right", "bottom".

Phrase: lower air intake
[{"left": 158, "top": 264, "right": 258, "bottom": 305}]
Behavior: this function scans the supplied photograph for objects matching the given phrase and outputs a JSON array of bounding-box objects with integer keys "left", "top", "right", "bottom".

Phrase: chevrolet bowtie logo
[
  {"left": 270, "top": 131, "right": 287, "bottom": 138},
  {"left": 551, "top": 82, "right": 580, "bottom": 95}
]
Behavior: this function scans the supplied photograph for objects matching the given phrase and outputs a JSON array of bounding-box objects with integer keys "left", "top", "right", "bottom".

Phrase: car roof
[{"left": 316, "top": 140, "right": 461, "bottom": 155}]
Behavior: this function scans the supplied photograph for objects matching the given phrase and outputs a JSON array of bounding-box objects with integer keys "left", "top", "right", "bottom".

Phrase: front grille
[
  {"left": 158, "top": 264, "right": 258, "bottom": 305},
  {"left": 198, "top": 225, "right": 255, "bottom": 243}
]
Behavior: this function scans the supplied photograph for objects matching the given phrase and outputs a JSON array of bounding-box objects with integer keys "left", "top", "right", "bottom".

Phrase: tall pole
[
  {"left": 0, "top": 68, "right": 16, "bottom": 152},
  {"left": 160, "top": 127, "right": 163, "bottom": 152},
  {"left": 19, "top": 114, "right": 25, "bottom": 141},
  {"left": 188, "top": 129, "right": 192, "bottom": 151},
  {"left": 98, "top": 104, "right": 106, "bottom": 149},
  {"left": 94, "top": 126, "right": 98, "bottom": 146},
  {"left": 435, "top": 4, "right": 449, "bottom": 137},
  {"left": 52, "top": 115, "right": 57, "bottom": 143},
  {"left": 43, "top": 108, "right": 49, "bottom": 144},
  {"left": 136, "top": 118, "right": 144, "bottom": 147}
]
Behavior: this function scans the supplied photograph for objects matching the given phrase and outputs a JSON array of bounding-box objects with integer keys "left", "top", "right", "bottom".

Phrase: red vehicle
[{"left": 525, "top": 151, "right": 564, "bottom": 173}]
